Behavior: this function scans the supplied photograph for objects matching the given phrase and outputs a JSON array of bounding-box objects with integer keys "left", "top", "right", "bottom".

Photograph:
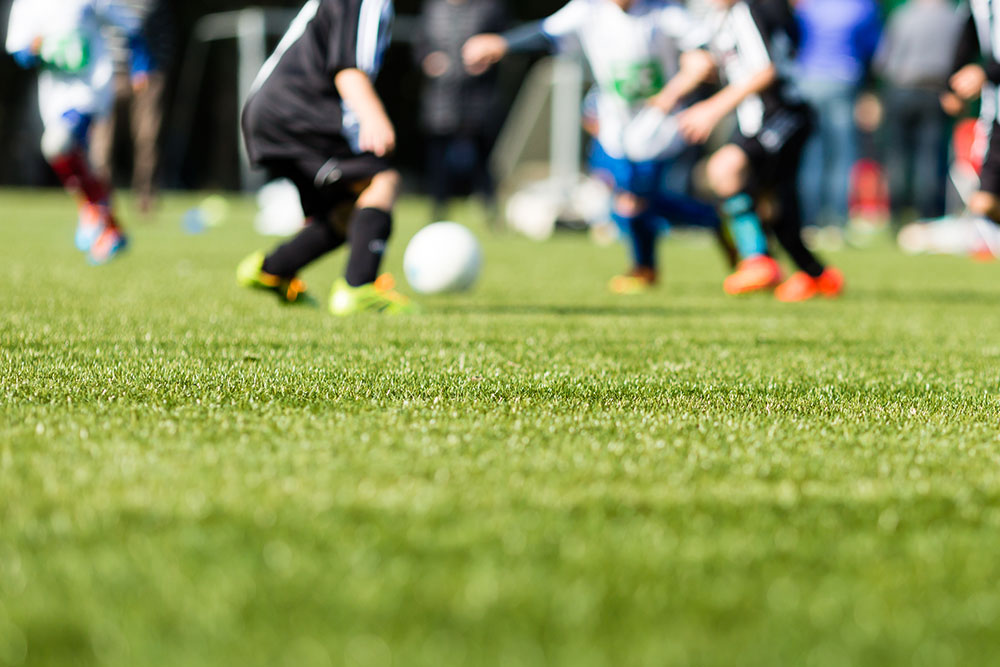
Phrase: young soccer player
[
  {"left": 948, "top": 0, "right": 1000, "bottom": 228},
  {"left": 5, "top": 0, "right": 149, "bottom": 264},
  {"left": 237, "top": 0, "right": 414, "bottom": 315},
  {"left": 651, "top": 0, "right": 844, "bottom": 301},
  {"left": 463, "top": 0, "right": 755, "bottom": 294}
]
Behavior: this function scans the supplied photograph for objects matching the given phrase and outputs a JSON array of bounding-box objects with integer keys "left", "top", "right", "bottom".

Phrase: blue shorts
[
  {"left": 588, "top": 141, "right": 666, "bottom": 200},
  {"left": 589, "top": 140, "right": 719, "bottom": 230},
  {"left": 62, "top": 110, "right": 94, "bottom": 147}
]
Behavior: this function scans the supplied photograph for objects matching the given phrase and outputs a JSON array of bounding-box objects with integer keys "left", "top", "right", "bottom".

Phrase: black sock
[
  {"left": 775, "top": 222, "right": 825, "bottom": 278},
  {"left": 774, "top": 182, "right": 825, "bottom": 278},
  {"left": 262, "top": 220, "right": 345, "bottom": 278},
  {"left": 345, "top": 208, "right": 392, "bottom": 287}
]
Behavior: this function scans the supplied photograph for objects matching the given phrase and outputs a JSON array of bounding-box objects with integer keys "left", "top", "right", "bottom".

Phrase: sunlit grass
[{"left": 2, "top": 189, "right": 1000, "bottom": 666}]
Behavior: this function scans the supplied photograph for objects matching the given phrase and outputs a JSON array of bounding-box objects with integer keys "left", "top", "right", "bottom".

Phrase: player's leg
[
  {"left": 330, "top": 169, "right": 416, "bottom": 316},
  {"left": 344, "top": 169, "right": 399, "bottom": 286},
  {"left": 651, "top": 188, "right": 738, "bottom": 270},
  {"left": 651, "top": 190, "right": 720, "bottom": 230},
  {"left": 771, "top": 122, "right": 843, "bottom": 302},
  {"left": 260, "top": 219, "right": 349, "bottom": 279},
  {"left": 238, "top": 160, "right": 349, "bottom": 305},
  {"left": 969, "top": 192, "right": 1000, "bottom": 222},
  {"left": 261, "top": 163, "right": 350, "bottom": 278},
  {"left": 704, "top": 144, "right": 781, "bottom": 294},
  {"left": 772, "top": 177, "right": 844, "bottom": 302},
  {"left": 41, "top": 109, "right": 126, "bottom": 263},
  {"left": 605, "top": 155, "right": 670, "bottom": 293},
  {"left": 240, "top": 216, "right": 347, "bottom": 305},
  {"left": 609, "top": 189, "right": 659, "bottom": 294},
  {"left": 969, "top": 123, "right": 1000, "bottom": 225}
]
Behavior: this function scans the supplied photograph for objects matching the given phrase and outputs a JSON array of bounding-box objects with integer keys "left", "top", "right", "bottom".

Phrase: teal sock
[{"left": 722, "top": 194, "right": 767, "bottom": 259}]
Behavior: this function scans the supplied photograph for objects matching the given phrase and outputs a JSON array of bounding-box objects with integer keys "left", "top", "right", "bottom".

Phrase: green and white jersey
[
  {"left": 541, "top": 0, "right": 705, "bottom": 160},
  {"left": 6, "top": 0, "right": 140, "bottom": 124}
]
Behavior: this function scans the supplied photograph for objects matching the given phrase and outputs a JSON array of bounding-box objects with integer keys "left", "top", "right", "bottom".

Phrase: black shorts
[
  {"left": 243, "top": 94, "right": 391, "bottom": 220},
  {"left": 731, "top": 106, "right": 812, "bottom": 192},
  {"left": 980, "top": 122, "right": 1000, "bottom": 196},
  {"left": 259, "top": 152, "right": 389, "bottom": 221}
]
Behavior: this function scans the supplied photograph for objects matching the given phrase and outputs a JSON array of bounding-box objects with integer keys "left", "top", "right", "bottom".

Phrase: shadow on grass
[
  {"left": 431, "top": 302, "right": 713, "bottom": 318},
  {"left": 849, "top": 287, "right": 1000, "bottom": 307}
]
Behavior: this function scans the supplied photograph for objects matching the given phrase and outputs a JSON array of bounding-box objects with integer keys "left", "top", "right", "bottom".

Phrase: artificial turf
[{"left": 2, "top": 189, "right": 1000, "bottom": 666}]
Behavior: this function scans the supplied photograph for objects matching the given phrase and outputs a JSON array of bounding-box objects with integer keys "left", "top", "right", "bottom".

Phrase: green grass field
[{"left": 3, "top": 189, "right": 1000, "bottom": 666}]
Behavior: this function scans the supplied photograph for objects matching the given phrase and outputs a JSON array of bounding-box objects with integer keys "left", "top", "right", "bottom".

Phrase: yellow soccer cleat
[
  {"left": 328, "top": 274, "right": 418, "bottom": 316},
  {"left": 236, "top": 251, "right": 315, "bottom": 305}
]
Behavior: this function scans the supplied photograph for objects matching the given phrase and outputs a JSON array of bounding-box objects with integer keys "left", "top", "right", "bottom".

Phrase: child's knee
[
  {"left": 356, "top": 169, "right": 400, "bottom": 211},
  {"left": 706, "top": 145, "right": 748, "bottom": 199},
  {"left": 613, "top": 192, "right": 647, "bottom": 219},
  {"left": 970, "top": 192, "right": 1000, "bottom": 220},
  {"left": 40, "top": 123, "right": 76, "bottom": 162},
  {"left": 40, "top": 112, "right": 90, "bottom": 162}
]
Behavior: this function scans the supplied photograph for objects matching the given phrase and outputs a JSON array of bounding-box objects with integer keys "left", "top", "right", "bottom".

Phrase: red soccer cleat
[
  {"left": 775, "top": 267, "right": 845, "bottom": 302},
  {"left": 723, "top": 255, "right": 782, "bottom": 295}
]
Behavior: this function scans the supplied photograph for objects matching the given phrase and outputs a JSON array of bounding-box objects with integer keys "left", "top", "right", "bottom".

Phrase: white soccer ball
[{"left": 403, "top": 222, "right": 483, "bottom": 294}]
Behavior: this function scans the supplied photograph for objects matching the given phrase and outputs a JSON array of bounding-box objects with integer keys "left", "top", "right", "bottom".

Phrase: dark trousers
[
  {"left": 883, "top": 87, "right": 950, "bottom": 220},
  {"left": 425, "top": 132, "right": 495, "bottom": 213}
]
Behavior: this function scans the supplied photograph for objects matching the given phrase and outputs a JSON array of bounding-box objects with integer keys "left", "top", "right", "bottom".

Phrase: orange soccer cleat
[
  {"left": 608, "top": 266, "right": 658, "bottom": 295},
  {"left": 775, "top": 267, "right": 845, "bottom": 302},
  {"left": 722, "top": 255, "right": 782, "bottom": 295},
  {"left": 75, "top": 202, "right": 104, "bottom": 252},
  {"left": 87, "top": 223, "right": 128, "bottom": 265}
]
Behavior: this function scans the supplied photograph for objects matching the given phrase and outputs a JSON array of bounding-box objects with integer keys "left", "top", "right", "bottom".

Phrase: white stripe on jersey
[
  {"left": 731, "top": 1, "right": 771, "bottom": 72},
  {"left": 250, "top": 0, "right": 320, "bottom": 95},
  {"left": 356, "top": 0, "right": 392, "bottom": 75},
  {"left": 970, "top": 0, "right": 1000, "bottom": 124},
  {"left": 707, "top": 2, "right": 774, "bottom": 136}
]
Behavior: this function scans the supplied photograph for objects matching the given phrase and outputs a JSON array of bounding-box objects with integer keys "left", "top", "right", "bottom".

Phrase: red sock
[{"left": 50, "top": 151, "right": 120, "bottom": 229}]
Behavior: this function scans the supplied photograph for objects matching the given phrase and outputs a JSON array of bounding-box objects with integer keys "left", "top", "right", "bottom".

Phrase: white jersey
[
  {"left": 541, "top": 0, "right": 704, "bottom": 161},
  {"left": 5, "top": 0, "right": 139, "bottom": 124},
  {"left": 971, "top": 0, "right": 1000, "bottom": 128}
]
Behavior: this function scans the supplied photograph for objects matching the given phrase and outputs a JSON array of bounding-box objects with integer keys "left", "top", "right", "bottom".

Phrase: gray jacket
[
  {"left": 415, "top": 0, "right": 507, "bottom": 135},
  {"left": 874, "top": 0, "right": 965, "bottom": 89}
]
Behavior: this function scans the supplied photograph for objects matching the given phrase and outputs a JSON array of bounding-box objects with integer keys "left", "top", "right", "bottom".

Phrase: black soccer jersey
[
  {"left": 956, "top": 0, "right": 1000, "bottom": 125},
  {"left": 243, "top": 0, "right": 394, "bottom": 166},
  {"left": 704, "top": 0, "right": 803, "bottom": 138}
]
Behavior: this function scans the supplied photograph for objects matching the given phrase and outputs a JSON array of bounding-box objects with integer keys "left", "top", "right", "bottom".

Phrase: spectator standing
[
  {"left": 91, "top": 0, "right": 173, "bottom": 215},
  {"left": 793, "top": 0, "right": 881, "bottom": 243},
  {"left": 875, "top": 0, "right": 965, "bottom": 222},
  {"left": 415, "top": 0, "right": 506, "bottom": 222}
]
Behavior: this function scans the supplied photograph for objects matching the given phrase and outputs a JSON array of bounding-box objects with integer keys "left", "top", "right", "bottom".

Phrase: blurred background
[
  {"left": 0, "top": 0, "right": 567, "bottom": 190},
  {"left": 0, "top": 0, "right": 979, "bottom": 249}
]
